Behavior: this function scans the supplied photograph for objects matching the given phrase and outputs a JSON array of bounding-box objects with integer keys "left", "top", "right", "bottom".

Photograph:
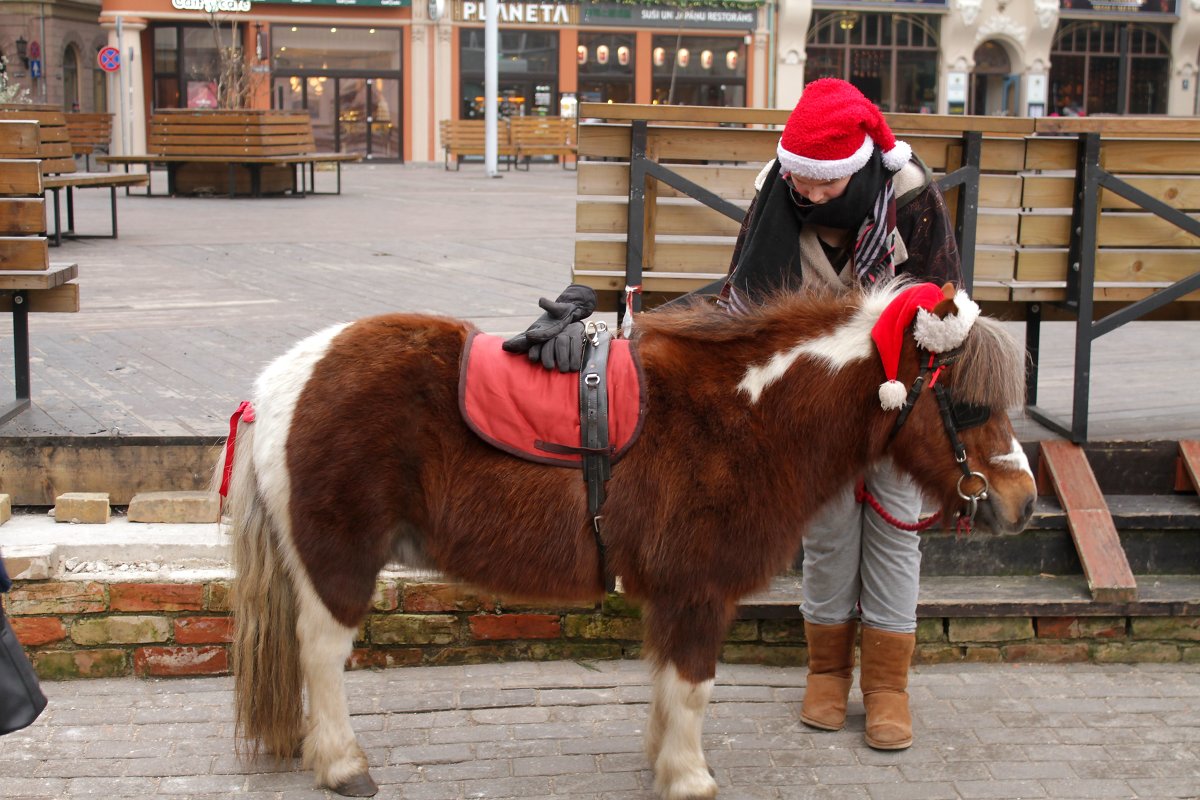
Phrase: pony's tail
[{"left": 215, "top": 420, "right": 305, "bottom": 760}]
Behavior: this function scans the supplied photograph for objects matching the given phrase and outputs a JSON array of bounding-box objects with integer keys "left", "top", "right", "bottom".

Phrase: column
[
  {"left": 774, "top": 0, "right": 813, "bottom": 106},
  {"left": 100, "top": 14, "right": 147, "bottom": 160}
]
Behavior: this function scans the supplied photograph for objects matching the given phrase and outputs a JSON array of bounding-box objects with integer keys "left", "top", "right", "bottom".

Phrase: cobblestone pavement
[{"left": 1, "top": 659, "right": 1198, "bottom": 799}]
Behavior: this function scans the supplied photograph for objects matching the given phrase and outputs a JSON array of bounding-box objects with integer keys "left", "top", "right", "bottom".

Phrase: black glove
[
  {"left": 502, "top": 284, "right": 596, "bottom": 360},
  {"left": 528, "top": 321, "right": 587, "bottom": 372}
]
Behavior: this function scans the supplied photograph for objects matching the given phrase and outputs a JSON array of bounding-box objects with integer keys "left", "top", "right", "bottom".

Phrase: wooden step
[{"left": 738, "top": 573, "right": 1200, "bottom": 619}]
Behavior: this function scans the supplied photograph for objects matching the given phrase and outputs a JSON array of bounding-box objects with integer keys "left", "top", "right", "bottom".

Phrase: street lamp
[{"left": 15, "top": 36, "right": 28, "bottom": 68}]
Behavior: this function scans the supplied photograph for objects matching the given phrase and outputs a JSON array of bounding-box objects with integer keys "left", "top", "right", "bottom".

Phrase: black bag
[{"left": 0, "top": 556, "right": 47, "bottom": 735}]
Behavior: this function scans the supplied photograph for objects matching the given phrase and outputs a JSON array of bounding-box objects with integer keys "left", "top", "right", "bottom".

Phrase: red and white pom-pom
[
  {"left": 878, "top": 379, "right": 908, "bottom": 410},
  {"left": 913, "top": 291, "right": 980, "bottom": 353}
]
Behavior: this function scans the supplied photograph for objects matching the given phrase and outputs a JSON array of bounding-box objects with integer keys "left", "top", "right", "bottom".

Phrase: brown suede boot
[
  {"left": 859, "top": 626, "right": 915, "bottom": 750},
  {"left": 799, "top": 620, "right": 858, "bottom": 731}
]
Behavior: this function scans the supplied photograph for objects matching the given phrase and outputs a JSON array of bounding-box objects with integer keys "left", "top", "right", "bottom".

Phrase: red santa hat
[
  {"left": 777, "top": 78, "right": 913, "bottom": 180},
  {"left": 871, "top": 283, "right": 981, "bottom": 410}
]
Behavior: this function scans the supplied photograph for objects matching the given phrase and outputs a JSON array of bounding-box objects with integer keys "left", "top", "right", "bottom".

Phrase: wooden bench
[
  {"left": 509, "top": 116, "right": 577, "bottom": 170},
  {"left": 64, "top": 112, "right": 113, "bottom": 171},
  {"left": 0, "top": 120, "right": 81, "bottom": 424},
  {"left": 99, "top": 109, "right": 360, "bottom": 197},
  {"left": 573, "top": 103, "right": 1200, "bottom": 443},
  {"left": 438, "top": 118, "right": 516, "bottom": 171},
  {"left": 0, "top": 104, "right": 147, "bottom": 245}
]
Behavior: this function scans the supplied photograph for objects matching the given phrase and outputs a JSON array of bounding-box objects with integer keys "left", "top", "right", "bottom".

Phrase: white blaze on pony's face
[
  {"left": 991, "top": 437, "right": 1033, "bottom": 477},
  {"left": 736, "top": 288, "right": 903, "bottom": 404}
]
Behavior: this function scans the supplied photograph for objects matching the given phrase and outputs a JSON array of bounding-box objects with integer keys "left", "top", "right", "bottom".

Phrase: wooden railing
[{"left": 573, "top": 104, "right": 1200, "bottom": 442}]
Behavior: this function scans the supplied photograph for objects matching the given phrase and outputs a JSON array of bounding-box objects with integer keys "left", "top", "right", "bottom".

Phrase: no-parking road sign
[{"left": 98, "top": 46, "right": 120, "bottom": 72}]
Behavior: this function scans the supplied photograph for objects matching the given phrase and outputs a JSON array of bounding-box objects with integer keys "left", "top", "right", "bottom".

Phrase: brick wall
[{"left": 4, "top": 577, "right": 1198, "bottom": 679}]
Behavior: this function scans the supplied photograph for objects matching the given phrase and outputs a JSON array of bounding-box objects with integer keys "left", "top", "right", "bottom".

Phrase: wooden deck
[{"left": 0, "top": 164, "right": 1196, "bottom": 441}]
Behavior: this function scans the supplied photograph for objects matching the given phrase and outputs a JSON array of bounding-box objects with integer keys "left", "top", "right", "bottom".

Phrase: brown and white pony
[{"left": 220, "top": 282, "right": 1036, "bottom": 799}]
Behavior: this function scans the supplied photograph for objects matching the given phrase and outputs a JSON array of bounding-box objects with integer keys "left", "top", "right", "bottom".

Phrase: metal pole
[
  {"left": 116, "top": 16, "right": 129, "bottom": 156},
  {"left": 39, "top": 2, "right": 48, "bottom": 101},
  {"left": 484, "top": 0, "right": 499, "bottom": 177}
]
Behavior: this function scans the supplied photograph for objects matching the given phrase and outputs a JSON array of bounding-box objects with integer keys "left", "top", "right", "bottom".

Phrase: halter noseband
[{"left": 890, "top": 349, "right": 992, "bottom": 532}]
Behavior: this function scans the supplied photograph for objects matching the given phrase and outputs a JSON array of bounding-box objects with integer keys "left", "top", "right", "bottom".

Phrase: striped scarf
[{"left": 851, "top": 177, "right": 898, "bottom": 286}]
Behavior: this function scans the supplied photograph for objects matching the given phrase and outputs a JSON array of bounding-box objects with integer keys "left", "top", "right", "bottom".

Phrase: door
[
  {"left": 338, "top": 78, "right": 400, "bottom": 159},
  {"left": 274, "top": 74, "right": 402, "bottom": 161}
]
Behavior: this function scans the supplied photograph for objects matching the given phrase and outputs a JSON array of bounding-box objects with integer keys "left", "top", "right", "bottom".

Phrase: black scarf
[{"left": 728, "top": 149, "right": 898, "bottom": 304}]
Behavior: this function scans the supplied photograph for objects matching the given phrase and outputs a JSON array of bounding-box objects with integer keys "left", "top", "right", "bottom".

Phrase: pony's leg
[
  {"left": 293, "top": 578, "right": 377, "bottom": 797},
  {"left": 643, "top": 600, "right": 731, "bottom": 800},
  {"left": 648, "top": 665, "right": 717, "bottom": 800}
]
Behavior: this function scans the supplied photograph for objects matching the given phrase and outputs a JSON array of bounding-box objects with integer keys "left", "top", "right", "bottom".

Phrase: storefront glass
[
  {"left": 1050, "top": 21, "right": 1170, "bottom": 115},
  {"left": 804, "top": 11, "right": 939, "bottom": 113},
  {"left": 271, "top": 26, "right": 403, "bottom": 161},
  {"left": 152, "top": 24, "right": 237, "bottom": 109},
  {"left": 578, "top": 32, "right": 635, "bottom": 105},
  {"left": 272, "top": 25, "right": 401, "bottom": 72},
  {"left": 459, "top": 30, "right": 559, "bottom": 118},
  {"left": 650, "top": 35, "right": 746, "bottom": 106}
]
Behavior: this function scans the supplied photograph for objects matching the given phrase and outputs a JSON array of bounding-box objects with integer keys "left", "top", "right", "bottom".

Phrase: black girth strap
[{"left": 580, "top": 325, "right": 616, "bottom": 593}]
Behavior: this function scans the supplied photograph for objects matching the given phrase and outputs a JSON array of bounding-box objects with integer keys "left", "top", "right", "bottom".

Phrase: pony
[{"left": 219, "top": 282, "right": 1036, "bottom": 799}]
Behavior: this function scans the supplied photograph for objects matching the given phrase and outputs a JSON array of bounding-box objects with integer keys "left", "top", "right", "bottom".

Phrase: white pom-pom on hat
[{"left": 879, "top": 379, "right": 908, "bottom": 411}]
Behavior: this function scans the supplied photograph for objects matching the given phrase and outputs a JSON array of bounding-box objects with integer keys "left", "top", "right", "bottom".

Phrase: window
[
  {"left": 459, "top": 30, "right": 559, "bottom": 118},
  {"left": 1050, "top": 21, "right": 1170, "bottom": 115},
  {"left": 651, "top": 35, "right": 746, "bottom": 107},
  {"left": 578, "top": 32, "right": 634, "bottom": 105},
  {"left": 62, "top": 44, "right": 80, "bottom": 111},
  {"left": 805, "top": 11, "right": 939, "bottom": 113}
]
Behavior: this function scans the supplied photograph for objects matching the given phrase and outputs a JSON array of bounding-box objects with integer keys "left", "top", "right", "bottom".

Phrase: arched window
[
  {"left": 62, "top": 43, "right": 81, "bottom": 111},
  {"left": 805, "top": 11, "right": 939, "bottom": 113},
  {"left": 1050, "top": 21, "right": 1170, "bottom": 116},
  {"left": 93, "top": 44, "right": 109, "bottom": 113}
]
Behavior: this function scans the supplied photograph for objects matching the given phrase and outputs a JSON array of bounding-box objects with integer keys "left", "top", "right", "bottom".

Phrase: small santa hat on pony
[
  {"left": 871, "top": 283, "right": 981, "bottom": 410},
  {"left": 776, "top": 78, "right": 912, "bottom": 181}
]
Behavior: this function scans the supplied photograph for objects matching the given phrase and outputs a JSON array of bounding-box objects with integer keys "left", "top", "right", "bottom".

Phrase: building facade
[{"left": 2, "top": 0, "right": 1198, "bottom": 163}]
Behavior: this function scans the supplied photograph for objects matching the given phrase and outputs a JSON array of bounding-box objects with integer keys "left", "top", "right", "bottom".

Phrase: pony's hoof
[
  {"left": 657, "top": 770, "right": 718, "bottom": 800},
  {"left": 330, "top": 772, "right": 379, "bottom": 797}
]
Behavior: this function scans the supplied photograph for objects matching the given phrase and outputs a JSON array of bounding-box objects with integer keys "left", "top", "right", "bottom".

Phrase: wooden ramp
[
  {"left": 1179, "top": 440, "right": 1200, "bottom": 492},
  {"left": 1038, "top": 440, "right": 1138, "bottom": 603}
]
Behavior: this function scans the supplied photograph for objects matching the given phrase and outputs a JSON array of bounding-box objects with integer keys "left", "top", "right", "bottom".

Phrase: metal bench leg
[
  {"left": 49, "top": 188, "right": 63, "bottom": 247},
  {"left": 66, "top": 187, "right": 76, "bottom": 235},
  {"left": 1024, "top": 302, "right": 1042, "bottom": 407},
  {"left": 1, "top": 291, "right": 33, "bottom": 424},
  {"left": 109, "top": 185, "right": 118, "bottom": 238}
]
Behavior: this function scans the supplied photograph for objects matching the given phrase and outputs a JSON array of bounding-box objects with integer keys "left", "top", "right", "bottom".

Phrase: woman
[{"left": 720, "top": 78, "right": 962, "bottom": 751}]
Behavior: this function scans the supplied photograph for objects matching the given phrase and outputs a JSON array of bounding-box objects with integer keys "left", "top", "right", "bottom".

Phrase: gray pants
[{"left": 800, "top": 457, "right": 923, "bottom": 634}]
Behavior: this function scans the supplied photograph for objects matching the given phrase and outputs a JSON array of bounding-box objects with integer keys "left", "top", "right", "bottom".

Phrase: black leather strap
[{"left": 580, "top": 328, "right": 615, "bottom": 592}]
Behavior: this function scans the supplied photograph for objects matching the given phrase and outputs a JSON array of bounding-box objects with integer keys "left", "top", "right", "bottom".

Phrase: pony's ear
[{"left": 929, "top": 283, "right": 957, "bottom": 319}]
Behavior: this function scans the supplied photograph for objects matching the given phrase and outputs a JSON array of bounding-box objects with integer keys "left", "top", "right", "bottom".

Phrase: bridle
[{"left": 886, "top": 348, "right": 993, "bottom": 534}]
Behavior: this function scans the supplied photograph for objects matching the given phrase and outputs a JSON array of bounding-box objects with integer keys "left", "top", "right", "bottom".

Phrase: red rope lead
[
  {"left": 218, "top": 400, "right": 256, "bottom": 500},
  {"left": 854, "top": 477, "right": 944, "bottom": 532}
]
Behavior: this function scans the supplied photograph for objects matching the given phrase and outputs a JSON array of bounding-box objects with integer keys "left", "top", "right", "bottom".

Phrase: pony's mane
[
  {"left": 955, "top": 315, "right": 1027, "bottom": 411},
  {"left": 634, "top": 282, "right": 909, "bottom": 344},
  {"left": 635, "top": 281, "right": 1027, "bottom": 412}
]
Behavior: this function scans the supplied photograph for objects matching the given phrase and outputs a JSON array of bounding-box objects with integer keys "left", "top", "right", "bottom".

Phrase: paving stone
[{"left": 0, "top": 660, "right": 1196, "bottom": 798}]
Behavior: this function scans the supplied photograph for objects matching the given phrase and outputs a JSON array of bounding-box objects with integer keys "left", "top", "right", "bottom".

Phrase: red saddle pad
[{"left": 459, "top": 331, "right": 645, "bottom": 466}]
